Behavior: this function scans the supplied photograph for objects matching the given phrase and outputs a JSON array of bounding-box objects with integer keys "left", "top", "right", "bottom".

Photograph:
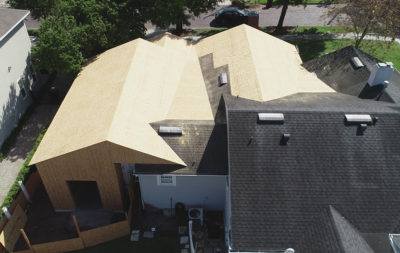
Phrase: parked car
[{"left": 213, "top": 7, "right": 258, "bottom": 27}]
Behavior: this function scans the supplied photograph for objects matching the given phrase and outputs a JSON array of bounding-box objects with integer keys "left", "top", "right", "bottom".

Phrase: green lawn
[
  {"left": 191, "top": 28, "right": 400, "bottom": 69},
  {"left": 290, "top": 39, "right": 400, "bottom": 69},
  {"left": 284, "top": 26, "right": 351, "bottom": 35},
  {"left": 70, "top": 236, "right": 178, "bottom": 253},
  {"left": 195, "top": 26, "right": 352, "bottom": 36}
]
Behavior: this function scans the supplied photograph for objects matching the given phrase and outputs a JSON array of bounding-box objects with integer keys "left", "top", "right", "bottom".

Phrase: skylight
[
  {"left": 258, "top": 113, "right": 284, "bottom": 122},
  {"left": 345, "top": 114, "right": 372, "bottom": 124},
  {"left": 158, "top": 126, "right": 182, "bottom": 135}
]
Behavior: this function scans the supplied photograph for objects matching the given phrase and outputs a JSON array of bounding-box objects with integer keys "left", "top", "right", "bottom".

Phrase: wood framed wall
[
  {"left": 36, "top": 142, "right": 125, "bottom": 210},
  {"left": 35, "top": 141, "right": 177, "bottom": 211}
]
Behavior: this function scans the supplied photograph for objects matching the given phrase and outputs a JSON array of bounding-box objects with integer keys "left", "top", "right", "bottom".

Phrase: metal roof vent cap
[
  {"left": 285, "top": 248, "right": 295, "bottom": 253},
  {"left": 218, "top": 73, "right": 228, "bottom": 86},
  {"left": 280, "top": 133, "right": 290, "bottom": 145}
]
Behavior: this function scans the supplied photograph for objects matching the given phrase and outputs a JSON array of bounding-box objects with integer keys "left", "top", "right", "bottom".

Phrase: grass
[
  {"left": 290, "top": 39, "right": 400, "bottom": 68},
  {"left": 195, "top": 26, "right": 353, "bottom": 36},
  {"left": 192, "top": 28, "right": 227, "bottom": 37},
  {"left": 284, "top": 26, "right": 351, "bottom": 35},
  {"left": 191, "top": 27, "right": 400, "bottom": 69},
  {"left": 70, "top": 236, "right": 178, "bottom": 253}
]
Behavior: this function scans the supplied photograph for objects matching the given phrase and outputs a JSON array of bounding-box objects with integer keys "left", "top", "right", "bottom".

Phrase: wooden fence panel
[
  {"left": 31, "top": 237, "right": 84, "bottom": 253},
  {"left": 80, "top": 220, "right": 130, "bottom": 248},
  {"left": 0, "top": 172, "right": 41, "bottom": 232},
  {"left": 13, "top": 249, "right": 32, "bottom": 253},
  {"left": 0, "top": 205, "right": 27, "bottom": 251}
]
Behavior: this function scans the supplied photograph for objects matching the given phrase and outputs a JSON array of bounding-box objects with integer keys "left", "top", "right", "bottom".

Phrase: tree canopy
[
  {"left": 328, "top": 0, "right": 400, "bottom": 48},
  {"left": 31, "top": 0, "right": 146, "bottom": 74}
]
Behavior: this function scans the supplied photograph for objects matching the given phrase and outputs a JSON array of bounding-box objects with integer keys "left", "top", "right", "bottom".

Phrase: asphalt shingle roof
[
  {"left": 226, "top": 95, "right": 400, "bottom": 252},
  {"left": 135, "top": 120, "right": 228, "bottom": 175},
  {"left": 0, "top": 7, "right": 29, "bottom": 41},
  {"left": 302, "top": 46, "right": 400, "bottom": 103}
]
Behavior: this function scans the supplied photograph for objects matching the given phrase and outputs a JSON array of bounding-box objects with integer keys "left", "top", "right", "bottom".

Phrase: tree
[
  {"left": 274, "top": 0, "right": 306, "bottom": 33},
  {"left": 32, "top": 16, "right": 84, "bottom": 74},
  {"left": 146, "top": 0, "right": 222, "bottom": 33},
  {"left": 379, "top": 0, "right": 400, "bottom": 47},
  {"left": 32, "top": 0, "right": 147, "bottom": 74},
  {"left": 328, "top": 0, "right": 400, "bottom": 48},
  {"left": 7, "top": 0, "right": 58, "bottom": 19},
  {"left": 265, "top": 0, "right": 273, "bottom": 9}
]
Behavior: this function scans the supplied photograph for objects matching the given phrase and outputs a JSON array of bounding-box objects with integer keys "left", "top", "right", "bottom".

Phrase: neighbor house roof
[
  {"left": 31, "top": 24, "right": 333, "bottom": 168},
  {"left": 0, "top": 7, "right": 29, "bottom": 42},
  {"left": 303, "top": 46, "right": 400, "bottom": 103},
  {"left": 225, "top": 93, "right": 400, "bottom": 252}
]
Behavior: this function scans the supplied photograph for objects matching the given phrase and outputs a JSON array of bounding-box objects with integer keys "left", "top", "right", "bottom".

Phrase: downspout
[{"left": 189, "top": 220, "right": 195, "bottom": 253}]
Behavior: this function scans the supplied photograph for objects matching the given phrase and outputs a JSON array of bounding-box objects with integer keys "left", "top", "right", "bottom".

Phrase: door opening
[{"left": 67, "top": 181, "right": 103, "bottom": 210}]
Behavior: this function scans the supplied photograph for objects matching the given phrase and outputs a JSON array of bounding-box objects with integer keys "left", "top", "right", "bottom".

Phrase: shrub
[{"left": 0, "top": 128, "right": 47, "bottom": 223}]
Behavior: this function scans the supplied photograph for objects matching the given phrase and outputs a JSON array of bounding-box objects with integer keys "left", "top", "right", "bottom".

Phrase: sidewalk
[
  {"left": 0, "top": 73, "right": 73, "bottom": 205},
  {"left": 277, "top": 33, "right": 400, "bottom": 44},
  {"left": 0, "top": 105, "right": 58, "bottom": 204}
]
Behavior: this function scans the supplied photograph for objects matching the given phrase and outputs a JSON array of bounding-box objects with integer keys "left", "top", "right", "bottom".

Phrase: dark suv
[{"left": 214, "top": 7, "right": 258, "bottom": 27}]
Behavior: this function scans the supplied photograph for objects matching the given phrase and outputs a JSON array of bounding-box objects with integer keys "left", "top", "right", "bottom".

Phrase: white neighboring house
[{"left": 0, "top": 8, "right": 35, "bottom": 147}]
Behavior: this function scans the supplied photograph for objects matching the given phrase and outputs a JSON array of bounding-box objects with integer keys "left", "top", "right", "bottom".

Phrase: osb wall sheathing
[{"left": 36, "top": 141, "right": 176, "bottom": 210}]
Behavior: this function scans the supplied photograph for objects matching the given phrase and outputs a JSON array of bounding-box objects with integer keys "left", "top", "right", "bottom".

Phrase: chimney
[{"left": 368, "top": 62, "right": 394, "bottom": 86}]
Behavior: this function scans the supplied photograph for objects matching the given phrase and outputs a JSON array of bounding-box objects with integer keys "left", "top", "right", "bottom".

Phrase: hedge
[{"left": 0, "top": 128, "right": 47, "bottom": 223}]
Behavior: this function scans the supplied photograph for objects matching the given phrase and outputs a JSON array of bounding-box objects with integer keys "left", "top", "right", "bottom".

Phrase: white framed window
[
  {"left": 17, "top": 78, "right": 27, "bottom": 99},
  {"left": 157, "top": 175, "right": 176, "bottom": 186}
]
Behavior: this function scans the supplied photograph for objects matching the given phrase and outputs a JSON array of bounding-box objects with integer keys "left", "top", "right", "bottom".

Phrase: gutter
[{"left": 0, "top": 10, "right": 30, "bottom": 43}]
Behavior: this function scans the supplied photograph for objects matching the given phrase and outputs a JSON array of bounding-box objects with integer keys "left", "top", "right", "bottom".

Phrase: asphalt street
[{"left": 146, "top": 4, "right": 340, "bottom": 31}]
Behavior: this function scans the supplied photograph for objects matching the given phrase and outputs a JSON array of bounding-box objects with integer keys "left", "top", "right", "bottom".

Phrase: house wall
[
  {"left": 36, "top": 142, "right": 125, "bottom": 211},
  {"left": 138, "top": 174, "right": 227, "bottom": 211},
  {"left": 0, "top": 22, "right": 33, "bottom": 147}
]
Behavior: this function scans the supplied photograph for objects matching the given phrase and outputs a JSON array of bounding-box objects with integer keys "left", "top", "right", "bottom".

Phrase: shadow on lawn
[{"left": 290, "top": 40, "right": 328, "bottom": 62}]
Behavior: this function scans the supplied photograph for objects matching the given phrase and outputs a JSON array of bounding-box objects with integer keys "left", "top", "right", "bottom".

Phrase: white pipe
[
  {"left": 2, "top": 207, "right": 11, "bottom": 219},
  {"left": 188, "top": 220, "right": 195, "bottom": 253},
  {"left": 18, "top": 180, "right": 31, "bottom": 202}
]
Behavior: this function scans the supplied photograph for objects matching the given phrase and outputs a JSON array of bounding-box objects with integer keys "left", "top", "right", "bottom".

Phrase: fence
[
  {"left": 0, "top": 172, "right": 132, "bottom": 253},
  {"left": 0, "top": 172, "right": 41, "bottom": 252},
  {"left": 13, "top": 219, "right": 130, "bottom": 253}
]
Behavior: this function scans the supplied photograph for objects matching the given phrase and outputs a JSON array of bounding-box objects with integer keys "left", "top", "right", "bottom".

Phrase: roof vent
[
  {"left": 285, "top": 249, "right": 295, "bottom": 253},
  {"left": 368, "top": 62, "right": 394, "bottom": 86},
  {"left": 345, "top": 114, "right": 372, "bottom": 124},
  {"left": 357, "top": 123, "right": 368, "bottom": 135},
  {"left": 158, "top": 126, "right": 182, "bottom": 135},
  {"left": 280, "top": 133, "right": 290, "bottom": 145},
  {"left": 350, "top": 57, "right": 364, "bottom": 69},
  {"left": 218, "top": 73, "right": 228, "bottom": 86},
  {"left": 258, "top": 113, "right": 284, "bottom": 122}
]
